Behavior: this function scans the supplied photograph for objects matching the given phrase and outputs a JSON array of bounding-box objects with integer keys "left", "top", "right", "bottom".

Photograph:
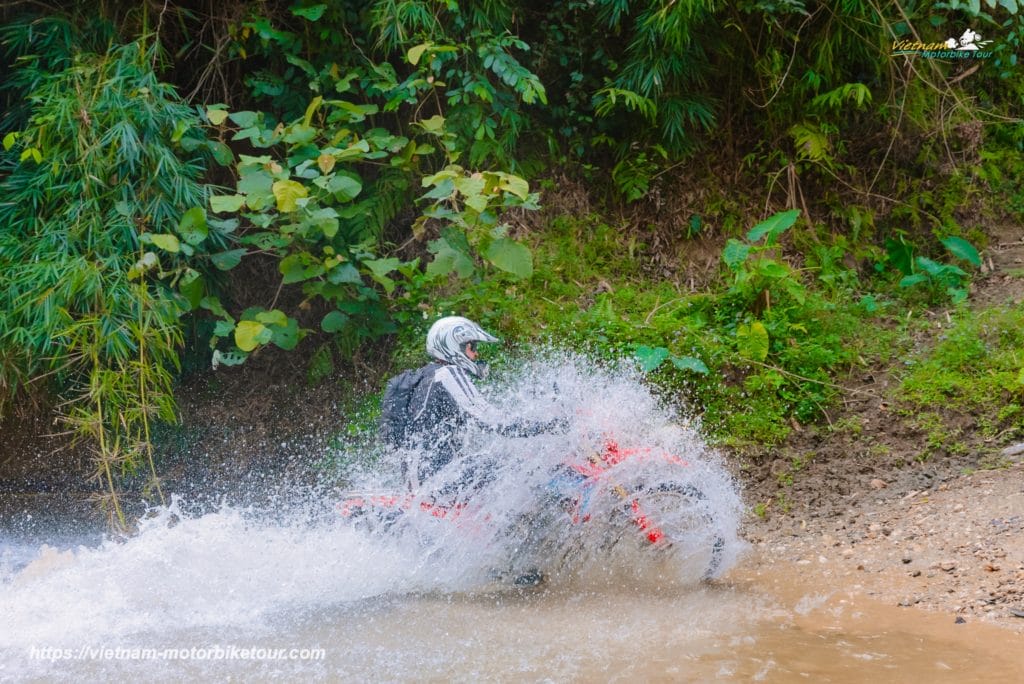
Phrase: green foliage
[
  {"left": 0, "top": 39, "right": 213, "bottom": 524},
  {"left": 198, "top": 98, "right": 538, "bottom": 364},
  {"left": 896, "top": 236, "right": 981, "bottom": 304},
  {"left": 406, "top": 211, "right": 879, "bottom": 447},
  {"left": 222, "top": 0, "right": 545, "bottom": 167},
  {"left": 901, "top": 307, "right": 1024, "bottom": 422}
]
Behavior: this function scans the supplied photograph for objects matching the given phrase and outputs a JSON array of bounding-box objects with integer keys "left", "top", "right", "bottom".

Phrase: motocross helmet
[{"left": 426, "top": 316, "right": 499, "bottom": 378}]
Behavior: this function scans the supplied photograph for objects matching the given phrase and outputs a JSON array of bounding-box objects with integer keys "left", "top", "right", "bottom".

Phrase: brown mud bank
[{"left": 743, "top": 460, "right": 1024, "bottom": 635}]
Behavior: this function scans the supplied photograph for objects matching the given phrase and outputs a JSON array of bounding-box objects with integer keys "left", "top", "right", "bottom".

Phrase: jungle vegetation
[{"left": 1, "top": 0, "right": 1022, "bottom": 525}]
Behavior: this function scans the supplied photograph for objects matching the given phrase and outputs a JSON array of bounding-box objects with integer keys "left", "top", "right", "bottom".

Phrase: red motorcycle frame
[{"left": 338, "top": 437, "right": 724, "bottom": 578}]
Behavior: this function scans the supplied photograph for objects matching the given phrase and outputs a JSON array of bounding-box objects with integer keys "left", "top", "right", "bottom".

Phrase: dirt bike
[{"left": 338, "top": 435, "right": 727, "bottom": 581}]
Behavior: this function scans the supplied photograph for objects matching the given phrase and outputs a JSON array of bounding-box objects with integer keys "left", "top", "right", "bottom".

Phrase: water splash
[{"left": 0, "top": 352, "right": 742, "bottom": 653}]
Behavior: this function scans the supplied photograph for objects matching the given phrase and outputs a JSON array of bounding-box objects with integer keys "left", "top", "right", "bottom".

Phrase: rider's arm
[{"left": 434, "top": 365, "right": 566, "bottom": 437}]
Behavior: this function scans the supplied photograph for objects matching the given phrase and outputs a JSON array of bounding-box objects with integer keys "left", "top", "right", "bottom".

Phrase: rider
[{"left": 380, "top": 315, "right": 566, "bottom": 489}]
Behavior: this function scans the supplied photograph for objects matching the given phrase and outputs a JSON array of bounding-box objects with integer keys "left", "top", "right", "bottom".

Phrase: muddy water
[
  {"left": 4, "top": 528, "right": 1019, "bottom": 684},
  {"left": 3, "top": 359, "right": 1021, "bottom": 681}
]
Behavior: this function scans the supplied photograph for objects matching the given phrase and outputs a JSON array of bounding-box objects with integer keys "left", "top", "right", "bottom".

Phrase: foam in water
[{"left": 0, "top": 353, "right": 743, "bottom": 657}]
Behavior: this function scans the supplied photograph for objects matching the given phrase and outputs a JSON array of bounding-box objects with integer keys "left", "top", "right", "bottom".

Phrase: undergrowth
[
  {"left": 393, "top": 212, "right": 903, "bottom": 448},
  {"left": 900, "top": 306, "right": 1024, "bottom": 445}
]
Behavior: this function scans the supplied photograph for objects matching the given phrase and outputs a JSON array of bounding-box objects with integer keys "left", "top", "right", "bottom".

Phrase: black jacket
[{"left": 401, "top": 362, "right": 555, "bottom": 478}]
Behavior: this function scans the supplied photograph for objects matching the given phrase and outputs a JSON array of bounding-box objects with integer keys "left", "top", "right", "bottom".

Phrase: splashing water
[
  {"left": 340, "top": 354, "right": 743, "bottom": 589},
  {"left": 0, "top": 353, "right": 744, "bottom": 679}
]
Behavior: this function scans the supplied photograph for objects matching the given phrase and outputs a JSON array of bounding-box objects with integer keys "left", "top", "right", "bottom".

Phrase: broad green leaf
[
  {"left": 746, "top": 210, "right": 800, "bottom": 244},
  {"left": 2, "top": 132, "right": 16, "bottom": 150},
  {"left": 148, "top": 233, "right": 180, "bottom": 253},
  {"left": 364, "top": 257, "right": 401, "bottom": 294},
  {"left": 498, "top": 174, "right": 529, "bottom": 200},
  {"left": 321, "top": 311, "right": 348, "bottom": 332},
  {"left": 464, "top": 192, "right": 489, "bottom": 213},
  {"left": 270, "top": 317, "right": 300, "bottom": 350},
  {"left": 206, "top": 107, "right": 229, "bottom": 125},
  {"left": 255, "top": 309, "right": 288, "bottom": 327},
  {"left": 228, "top": 111, "right": 258, "bottom": 128},
  {"left": 207, "top": 141, "right": 234, "bottom": 166},
  {"left": 201, "top": 296, "right": 229, "bottom": 318},
  {"left": 899, "top": 273, "right": 928, "bottom": 288},
  {"left": 670, "top": 356, "right": 710, "bottom": 374},
  {"left": 292, "top": 3, "right": 327, "bottom": 20},
  {"left": 441, "top": 226, "right": 472, "bottom": 256},
  {"left": 427, "top": 237, "right": 475, "bottom": 279},
  {"left": 238, "top": 169, "right": 274, "bottom": 197},
  {"left": 283, "top": 123, "right": 317, "bottom": 144},
  {"left": 755, "top": 259, "right": 789, "bottom": 278},
  {"left": 212, "top": 319, "right": 235, "bottom": 337},
  {"left": 635, "top": 345, "right": 669, "bottom": 372},
  {"left": 941, "top": 236, "right": 981, "bottom": 267},
  {"left": 210, "top": 195, "right": 246, "bottom": 213},
  {"left": 421, "top": 177, "right": 455, "bottom": 200},
  {"left": 179, "top": 270, "right": 205, "bottom": 309},
  {"left": 210, "top": 248, "right": 246, "bottom": 271},
  {"left": 407, "top": 43, "right": 431, "bottom": 66},
  {"left": 335, "top": 139, "right": 371, "bottom": 160},
  {"left": 177, "top": 207, "right": 208, "bottom": 245},
  {"left": 326, "top": 173, "right": 362, "bottom": 201},
  {"left": 454, "top": 175, "right": 486, "bottom": 200},
  {"left": 272, "top": 180, "right": 308, "bottom": 212},
  {"left": 327, "top": 262, "right": 363, "bottom": 284},
  {"left": 736, "top": 321, "right": 770, "bottom": 361},
  {"left": 364, "top": 257, "right": 400, "bottom": 278},
  {"left": 485, "top": 238, "right": 533, "bottom": 279},
  {"left": 280, "top": 254, "right": 325, "bottom": 284},
  {"left": 915, "top": 256, "right": 944, "bottom": 277},
  {"left": 722, "top": 239, "right": 750, "bottom": 270},
  {"left": 235, "top": 320, "right": 271, "bottom": 352},
  {"left": 418, "top": 115, "right": 446, "bottom": 134}
]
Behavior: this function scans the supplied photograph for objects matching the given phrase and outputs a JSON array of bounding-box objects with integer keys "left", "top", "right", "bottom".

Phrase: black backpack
[{"left": 379, "top": 363, "right": 438, "bottom": 446}]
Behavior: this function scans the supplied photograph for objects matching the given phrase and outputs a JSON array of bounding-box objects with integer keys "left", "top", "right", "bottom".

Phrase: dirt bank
[
  {"left": 738, "top": 224, "right": 1024, "bottom": 633},
  {"left": 743, "top": 459, "right": 1024, "bottom": 633}
]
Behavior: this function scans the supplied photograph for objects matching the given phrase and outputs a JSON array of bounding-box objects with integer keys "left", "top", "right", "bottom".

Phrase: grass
[{"left": 900, "top": 306, "right": 1024, "bottom": 417}]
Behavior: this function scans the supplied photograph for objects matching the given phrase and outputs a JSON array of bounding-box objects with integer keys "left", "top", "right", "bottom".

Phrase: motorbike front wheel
[{"left": 625, "top": 482, "right": 726, "bottom": 580}]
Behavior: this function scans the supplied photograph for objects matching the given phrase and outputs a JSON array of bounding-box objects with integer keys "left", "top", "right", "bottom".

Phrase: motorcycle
[{"left": 338, "top": 433, "right": 727, "bottom": 581}]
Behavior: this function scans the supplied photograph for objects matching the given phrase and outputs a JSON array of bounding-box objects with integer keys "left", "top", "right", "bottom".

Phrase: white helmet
[{"left": 426, "top": 316, "right": 499, "bottom": 378}]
